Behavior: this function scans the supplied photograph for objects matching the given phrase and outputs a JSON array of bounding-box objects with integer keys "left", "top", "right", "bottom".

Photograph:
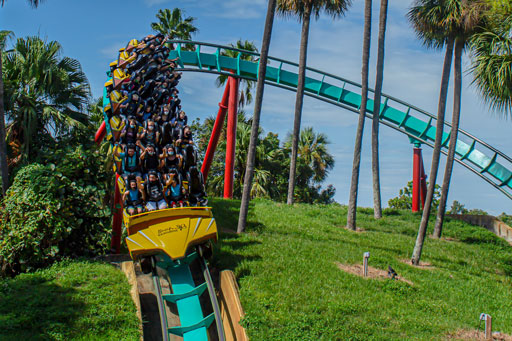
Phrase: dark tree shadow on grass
[{"left": 0, "top": 274, "right": 84, "bottom": 340}]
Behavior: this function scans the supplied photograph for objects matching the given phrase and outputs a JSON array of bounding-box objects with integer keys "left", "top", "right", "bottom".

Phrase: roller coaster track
[{"left": 167, "top": 40, "right": 512, "bottom": 200}]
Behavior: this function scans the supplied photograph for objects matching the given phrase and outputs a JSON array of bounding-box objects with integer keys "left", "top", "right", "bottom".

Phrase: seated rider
[
  {"left": 140, "top": 119, "right": 159, "bottom": 147},
  {"left": 118, "top": 143, "right": 142, "bottom": 186},
  {"left": 145, "top": 170, "right": 168, "bottom": 211},
  {"left": 140, "top": 143, "right": 160, "bottom": 175},
  {"left": 171, "top": 110, "right": 188, "bottom": 129},
  {"left": 123, "top": 176, "right": 145, "bottom": 215},
  {"left": 187, "top": 167, "right": 207, "bottom": 207},
  {"left": 165, "top": 172, "right": 186, "bottom": 208},
  {"left": 176, "top": 125, "right": 193, "bottom": 154},
  {"left": 160, "top": 145, "right": 183, "bottom": 179},
  {"left": 120, "top": 116, "right": 142, "bottom": 147}
]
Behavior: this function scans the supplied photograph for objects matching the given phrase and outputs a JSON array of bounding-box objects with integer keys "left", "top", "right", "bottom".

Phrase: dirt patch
[
  {"left": 335, "top": 262, "right": 413, "bottom": 285},
  {"left": 447, "top": 329, "right": 512, "bottom": 340},
  {"left": 400, "top": 258, "right": 435, "bottom": 270},
  {"left": 339, "top": 226, "right": 366, "bottom": 233}
]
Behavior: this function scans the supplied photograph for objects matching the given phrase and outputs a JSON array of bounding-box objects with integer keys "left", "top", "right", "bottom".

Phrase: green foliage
[
  {"left": 2, "top": 35, "right": 90, "bottom": 163},
  {"left": 388, "top": 181, "right": 440, "bottom": 210},
  {"left": 0, "top": 141, "right": 112, "bottom": 276},
  {"left": 498, "top": 212, "right": 512, "bottom": 226},
  {"left": 193, "top": 115, "right": 335, "bottom": 204},
  {"left": 448, "top": 200, "right": 489, "bottom": 215},
  {"left": 0, "top": 260, "right": 141, "bottom": 339},
  {"left": 210, "top": 198, "right": 512, "bottom": 339}
]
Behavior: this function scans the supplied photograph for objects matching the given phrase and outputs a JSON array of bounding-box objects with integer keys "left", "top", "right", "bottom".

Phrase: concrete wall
[{"left": 448, "top": 214, "right": 512, "bottom": 245}]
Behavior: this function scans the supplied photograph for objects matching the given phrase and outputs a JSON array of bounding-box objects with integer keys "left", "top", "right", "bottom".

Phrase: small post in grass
[
  {"left": 479, "top": 313, "right": 492, "bottom": 340},
  {"left": 363, "top": 252, "right": 370, "bottom": 277}
]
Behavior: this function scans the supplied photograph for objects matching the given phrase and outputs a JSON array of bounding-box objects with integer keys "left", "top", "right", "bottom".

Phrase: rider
[
  {"left": 144, "top": 170, "right": 168, "bottom": 211},
  {"left": 165, "top": 172, "right": 186, "bottom": 208},
  {"left": 123, "top": 176, "right": 145, "bottom": 215}
]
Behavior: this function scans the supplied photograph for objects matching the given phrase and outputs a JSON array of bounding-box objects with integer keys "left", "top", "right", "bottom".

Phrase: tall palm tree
[
  {"left": 410, "top": 0, "right": 487, "bottom": 262},
  {"left": 277, "top": 0, "right": 352, "bottom": 205},
  {"left": 409, "top": 0, "right": 456, "bottom": 264},
  {"left": 238, "top": 0, "right": 277, "bottom": 233},
  {"left": 150, "top": 8, "right": 198, "bottom": 50},
  {"left": 284, "top": 127, "right": 334, "bottom": 185},
  {"left": 216, "top": 40, "right": 258, "bottom": 108},
  {"left": 0, "top": 30, "right": 13, "bottom": 196},
  {"left": 371, "top": 0, "right": 389, "bottom": 219},
  {"left": 347, "top": 0, "right": 372, "bottom": 231},
  {"left": 470, "top": 10, "right": 512, "bottom": 115},
  {"left": 432, "top": 0, "right": 487, "bottom": 239},
  {"left": 3, "top": 36, "right": 90, "bottom": 163},
  {"left": 0, "top": 0, "right": 44, "bottom": 195}
]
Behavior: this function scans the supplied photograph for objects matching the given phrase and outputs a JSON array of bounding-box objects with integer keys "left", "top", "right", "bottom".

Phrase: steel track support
[
  {"left": 110, "top": 173, "right": 123, "bottom": 253},
  {"left": 224, "top": 76, "right": 239, "bottom": 199},
  {"left": 202, "top": 81, "right": 231, "bottom": 180}
]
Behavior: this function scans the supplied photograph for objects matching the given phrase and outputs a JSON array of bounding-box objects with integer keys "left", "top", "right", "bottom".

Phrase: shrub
[
  {"left": 388, "top": 181, "right": 440, "bottom": 210},
  {"left": 0, "top": 145, "right": 112, "bottom": 276}
]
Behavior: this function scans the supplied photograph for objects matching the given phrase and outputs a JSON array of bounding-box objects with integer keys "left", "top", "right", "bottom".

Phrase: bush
[
  {"left": 0, "top": 145, "right": 112, "bottom": 276},
  {"left": 388, "top": 181, "right": 440, "bottom": 210}
]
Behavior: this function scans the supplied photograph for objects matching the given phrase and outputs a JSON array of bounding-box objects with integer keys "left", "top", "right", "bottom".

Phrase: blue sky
[{"left": 2, "top": 0, "right": 511, "bottom": 215}]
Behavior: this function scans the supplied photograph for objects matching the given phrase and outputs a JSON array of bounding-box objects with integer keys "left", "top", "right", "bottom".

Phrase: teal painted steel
[
  {"left": 156, "top": 253, "right": 213, "bottom": 340},
  {"left": 163, "top": 40, "right": 512, "bottom": 200}
]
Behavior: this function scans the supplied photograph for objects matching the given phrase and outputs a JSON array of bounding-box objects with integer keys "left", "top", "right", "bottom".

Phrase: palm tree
[
  {"left": 409, "top": 0, "right": 456, "bottom": 263},
  {"left": 470, "top": 10, "right": 512, "bottom": 115},
  {"left": 284, "top": 127, "right": 334, "bottom": 186},
  {"left": 277, "top": 0, "right": 352, "bottom": 205},
  {"left": 0, "top": 0, "right": 44, "bottom": 195},
  {"left": 0, "top": 30, "right": 13, "bottom": 196},
  {"left": 371, "top": 0, "right": 389, "bottom": 219},
  {"left": 347, "top": 0, "right": 372, "bottom": 231},
  {"left": 3, "top": 36, "right": 90, "bottom": 163},
  {"left": 216, "top": 40, "right": 258, "bottom": 108},
  {"left": 410, "top": 0, "right": 486, "bottom": 263},
  {"left": 150, "top": 8, "right": 198, "bottom": 50},
  {"left": 238, "top": 0, "right": 277, "bottom": 233},
  {"left": 433, "top": 0, "right": 487, "bottom": 239}
]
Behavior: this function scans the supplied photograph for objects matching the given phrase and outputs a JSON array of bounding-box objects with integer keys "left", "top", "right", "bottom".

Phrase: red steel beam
[
  {"left": 412, "top": 147, "right": 421, "bottom": 212},
  {"left": 95, "top": 121, "right": 107, "bottom": 145},
  {"left": 201, "top": 80, "right": 231, "bottom": 180},
  {"left": 223, "top": 76, "right": 239, "bottom": 199},
  {"left": 110, "top": 174, "right": 123, "bottom": 254},
  {"left": 420, "top": 151, "right": 427, "bottom": 209}
]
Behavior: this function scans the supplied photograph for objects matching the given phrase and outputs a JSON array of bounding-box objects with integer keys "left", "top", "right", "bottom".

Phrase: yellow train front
[{"left": 124, "top": 205, "right": 218, "bottom": 261}]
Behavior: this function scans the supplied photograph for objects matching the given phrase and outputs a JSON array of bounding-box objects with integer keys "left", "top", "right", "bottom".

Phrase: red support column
[
  {"left": 419, "top": 153, "right": 427, "bottom": 209},
  {"left": 223, "top": 76, "right": 239, "bottom": 199},
  {"left": 110, "top": 174, "right": 123, "bottom": 254},
  {"left": 412, "top": 146, "right": 421, "bottom": 212},
  {"left": 201, "top": 81, "right": 231, "bottom": 181},
  {"left": 95, "top": 121, "right": 106, "bottom": 145}
]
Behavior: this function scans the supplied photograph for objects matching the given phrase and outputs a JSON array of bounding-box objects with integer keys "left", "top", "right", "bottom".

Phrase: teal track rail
[
  {"left": 155, "top": 252, "right": 216, "bottom": 340},
  {"left": 165, "top": 40, "right": 512, "bottom": 200}
]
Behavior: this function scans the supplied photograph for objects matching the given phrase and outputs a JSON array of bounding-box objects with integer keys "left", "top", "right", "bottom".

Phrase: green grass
[
  {"left": 0, "top": 260, "right": 141, "bottom": 340},
  {"left": 210, "top": 198, "right": 512, "bottom": 340}
]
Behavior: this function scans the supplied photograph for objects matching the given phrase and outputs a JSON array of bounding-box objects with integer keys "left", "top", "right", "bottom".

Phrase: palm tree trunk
[
  {"left": 411, "top": 37, "right": 454, "bottom": 264},
  {"left": 0, "top": 49, "right": 9, "bottom": 196},
  {"left": 237, "top": 0, "right": 277, "bottom": 233},
  {"left": 347, "top": 0, "right": 372, "bottom": 230},
  {"left": 433, "top": 38, "right": 463, "bottom": 238},
  {"left": 287, "top": 4, "right": 311, "bottom": 205},
  {"left": 371, "top": 0, "right": 388, "bottom": 219}
]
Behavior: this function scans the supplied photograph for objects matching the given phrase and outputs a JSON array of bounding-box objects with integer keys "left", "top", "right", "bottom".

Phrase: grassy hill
[
  {"left": 210, "top": 198, "right": 512, "bottom": 340},
  {"left": 0, "top": 260, "right": 141, "bottom": 340}
]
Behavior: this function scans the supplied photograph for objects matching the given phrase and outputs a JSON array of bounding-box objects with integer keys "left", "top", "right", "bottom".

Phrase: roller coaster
[{"left": 96, "top": 37, "right": 512, "bottom": 340}]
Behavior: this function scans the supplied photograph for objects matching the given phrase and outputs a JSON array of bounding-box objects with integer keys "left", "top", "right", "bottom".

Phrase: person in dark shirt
[
  {"left": 145, "top": 171, "right": 167, "bottom": 211},
  {"left": 120, "top": 117, "right": 142, "bottom": 146},
  {"left": 140, "top": 143, "right": 160, "bottom": 175}
]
